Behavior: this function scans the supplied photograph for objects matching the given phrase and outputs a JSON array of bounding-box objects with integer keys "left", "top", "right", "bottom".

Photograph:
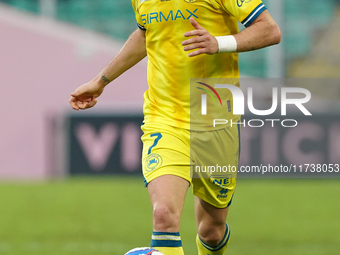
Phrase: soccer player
[{"left": 69, "top": 0, "right": 281, "bottom": 254}]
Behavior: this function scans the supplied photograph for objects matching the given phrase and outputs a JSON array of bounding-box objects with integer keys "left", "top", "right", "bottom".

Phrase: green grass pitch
[{"left": 0, "top": 177, "right": 339, "bottom": 255}]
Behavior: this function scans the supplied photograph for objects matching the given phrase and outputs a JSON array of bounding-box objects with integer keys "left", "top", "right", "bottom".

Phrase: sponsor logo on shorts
[
  {"left": 145, "top": 153, "right": 163, "bottom": 172},
  {"left": 217, "top": 189, "right": 229, "bottom": 199},
  {"left": 209, "top": 175, "right": 232, "bottom": 189}
]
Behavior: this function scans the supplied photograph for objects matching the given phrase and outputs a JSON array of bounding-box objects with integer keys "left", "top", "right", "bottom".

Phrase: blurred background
[{"left": 0, "top": 0, "right": 340, "bottom": 255}]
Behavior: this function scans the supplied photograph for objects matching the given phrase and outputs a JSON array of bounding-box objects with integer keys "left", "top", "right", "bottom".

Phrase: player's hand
[
  {"left": 182, "top": 17, "right": 219, "bottom": 57},
  {"left": 69, "top": 81, "right": 104, "bottom": 110}
]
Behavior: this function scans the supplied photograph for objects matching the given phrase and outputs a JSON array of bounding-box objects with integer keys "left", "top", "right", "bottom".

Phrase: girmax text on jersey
[{"left": 141, "top": 9, "right": 199, "bottom": 24}]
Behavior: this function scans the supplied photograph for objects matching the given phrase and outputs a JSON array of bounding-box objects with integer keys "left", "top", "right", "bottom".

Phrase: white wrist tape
[{"left": 215, "top": 35, "right": 237, "bottom": 53}]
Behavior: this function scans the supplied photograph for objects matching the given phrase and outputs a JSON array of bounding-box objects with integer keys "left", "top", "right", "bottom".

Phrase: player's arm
[
  {"left": 69, "top": 28, "right": 146, "bottom": 110},
  {"left": 182, "top": 10, "right": 281, "bottom": 57},
  {"left": 233, "top": 10, "right": 281, "bottom": 52}
]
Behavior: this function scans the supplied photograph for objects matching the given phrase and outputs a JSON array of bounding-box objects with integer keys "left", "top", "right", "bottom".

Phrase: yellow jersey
[{"left": 131, "top": 0, "right": 266, "bottom": 130}]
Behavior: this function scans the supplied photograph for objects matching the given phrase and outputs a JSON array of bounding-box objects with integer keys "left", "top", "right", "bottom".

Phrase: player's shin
[
  {"left": 151, "top": 231, "right": 184, "bottom": 255},
  {"left": 196, "top": 223, "right": 230, "bottom": 255}
]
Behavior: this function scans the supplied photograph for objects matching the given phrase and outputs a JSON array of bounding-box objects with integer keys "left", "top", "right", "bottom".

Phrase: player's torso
[{"left": 137, "top": 0, "right": 240, "bottom": 129}]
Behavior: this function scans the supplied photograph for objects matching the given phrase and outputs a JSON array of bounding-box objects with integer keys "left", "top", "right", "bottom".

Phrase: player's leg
[
  {"left": 191, "top": 124, "right": 239, "bottom": 255},
  {"left": 195, "top": 197, "right": 230, "bottom": 255},
  {"left": 141, "top": 123, "right": 192, "bottom": 255},
  {"left": 148, "top": 174, "right": 189, "bottom": 255}
]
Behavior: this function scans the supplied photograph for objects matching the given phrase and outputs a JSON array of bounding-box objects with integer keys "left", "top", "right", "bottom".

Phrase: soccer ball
[{"left": 124, "top": 247, "right": 164, "bottom": 255}]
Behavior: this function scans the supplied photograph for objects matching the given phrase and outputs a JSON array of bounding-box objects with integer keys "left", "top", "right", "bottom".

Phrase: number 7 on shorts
[{"left": 148, "top": 133, "right": 162, "bottom": 155}]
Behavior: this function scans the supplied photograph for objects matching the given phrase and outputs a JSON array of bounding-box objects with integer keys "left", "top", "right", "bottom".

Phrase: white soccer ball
[{"left": 124, "top": 247, "right": 164, "bottom": 255}]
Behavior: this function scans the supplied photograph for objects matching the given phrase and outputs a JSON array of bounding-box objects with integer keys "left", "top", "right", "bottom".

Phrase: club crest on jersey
[
  {"left": 145, "top": 153, "right": 163, "bottom": 172},
  {"left": 209, "top": 175, "right": 232, "bottom": 189},
  {"left": 237, "top": 0, "right": 252, "bottom": 7}
]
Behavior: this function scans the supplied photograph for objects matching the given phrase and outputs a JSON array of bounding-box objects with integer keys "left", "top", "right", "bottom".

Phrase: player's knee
[
  {"left": 152, "top": 204, "right": 180, "bottom": 232},
  {"left": 198, "top": 223, "right": 226, "bottom": 246}
]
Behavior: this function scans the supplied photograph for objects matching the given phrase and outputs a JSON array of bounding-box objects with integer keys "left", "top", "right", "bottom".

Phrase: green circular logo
[
  {"left": 184, "top": 0, "right": 198, "bottom": 3},
  {"left": 145, "top": 153, "right": 163, "bottom": 172}
]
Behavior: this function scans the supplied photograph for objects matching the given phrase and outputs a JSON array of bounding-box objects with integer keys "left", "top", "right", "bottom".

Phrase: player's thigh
[
  {"left": 191, "top": 124, "right": 240, "bottom": 209},
  {"left": 148, "top": 174, "right": 190, "bottom": 216}
]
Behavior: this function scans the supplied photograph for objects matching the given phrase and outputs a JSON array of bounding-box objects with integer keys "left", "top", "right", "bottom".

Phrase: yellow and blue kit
[
  {"left": 132, "top": 0, "right": 267, "bottom": 253},
  {"left": 133, "top": 0, "right": 266, "bottom": 205}
]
